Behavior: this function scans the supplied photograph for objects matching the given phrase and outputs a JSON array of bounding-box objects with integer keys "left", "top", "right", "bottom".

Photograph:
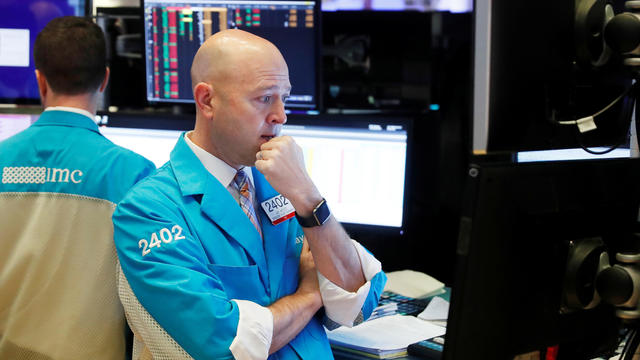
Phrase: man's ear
[
  {"left": 35, "top": 69, "right": 48, "bottom": 102},
  {"left": 193, "top": 82, "right": 215, "bottom": 118},
  {"left": 98, "top": 67, "right": 110, "bottom": 93}
]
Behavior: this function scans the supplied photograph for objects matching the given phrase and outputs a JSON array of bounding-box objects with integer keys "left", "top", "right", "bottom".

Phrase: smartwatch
[{"left": 295, "top": 198, "right": 331, "bottom": 227}]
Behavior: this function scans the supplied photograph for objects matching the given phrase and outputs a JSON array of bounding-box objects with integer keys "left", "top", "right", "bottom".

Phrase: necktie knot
[{"left": 233, "top": 169, "right": 248, "bottom": 189}]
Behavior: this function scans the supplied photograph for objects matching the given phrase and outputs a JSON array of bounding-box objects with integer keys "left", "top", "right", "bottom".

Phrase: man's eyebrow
[{"left": 255, "top": 84, "right": 292, "bottom": 93}]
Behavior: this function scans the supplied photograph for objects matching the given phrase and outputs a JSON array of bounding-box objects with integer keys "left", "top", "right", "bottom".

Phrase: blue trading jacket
[
  {"left": 0, "top": 109, "right": 155, "bottom": 360},
  {"left": 113, "top": 133, "right": 387, "bottom": 360}
]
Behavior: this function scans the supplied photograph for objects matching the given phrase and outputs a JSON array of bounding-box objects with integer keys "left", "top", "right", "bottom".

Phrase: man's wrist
[
  {"left": 297, "top": 287, "right": 323, "bottom": 311},
  {"left": 295, "top": 198, "right": 331, "bottom": 227},
  {"left": 289, "top": 188, "right": 323, "bottom": 217}
]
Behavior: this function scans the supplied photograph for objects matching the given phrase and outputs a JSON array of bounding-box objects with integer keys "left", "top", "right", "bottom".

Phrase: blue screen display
[{"left": 0, "top": 0, "right": 85, "bottom": 104}]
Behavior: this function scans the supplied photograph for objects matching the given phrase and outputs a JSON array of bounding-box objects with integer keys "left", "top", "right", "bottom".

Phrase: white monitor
[
  {"left": 98, "top": 113, "right": 411, "bottom": 229},
  {"left": 99, "top": 126, "right": 182, "bottom": 168},
  {"left": 1, "top": 112, "right": 410, "bottom": 229},
  {"left": 0, "top": 113, "right": 36, "bottom": 141},
  {"left": 282, "top": 124, "right": 407, "bottom": 228}
]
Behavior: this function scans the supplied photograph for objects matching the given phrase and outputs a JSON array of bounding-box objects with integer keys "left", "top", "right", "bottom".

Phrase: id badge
[{"left": 260, "top": 194, "right": 296, "bottom": 225}]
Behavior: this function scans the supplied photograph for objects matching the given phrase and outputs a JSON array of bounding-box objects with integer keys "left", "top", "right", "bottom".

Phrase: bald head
[
  {"left": 188, "top": 29, "right": 290, "bottom": 167},
  {"left": 190, "top": 29, "right": 286, "bottom": 90}
]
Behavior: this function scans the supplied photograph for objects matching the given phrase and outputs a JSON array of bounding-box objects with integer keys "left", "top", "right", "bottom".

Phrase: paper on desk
[
  {"left": 383, "top": 270, "right": 445, "bottom": 298},
  {"left": 326, "top": 314, "right": 446, "bottom": 352},
  {"left": 417, "top": 296, "right": 449, "bottom": 321}
]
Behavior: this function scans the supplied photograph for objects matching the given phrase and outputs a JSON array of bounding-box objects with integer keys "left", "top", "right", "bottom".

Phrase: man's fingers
[
  {"left": 260, "top": 135, "right": 292, "bottom": 150},
  {"left": 256, "top": 149, "right": 272, "bottom": 160}
]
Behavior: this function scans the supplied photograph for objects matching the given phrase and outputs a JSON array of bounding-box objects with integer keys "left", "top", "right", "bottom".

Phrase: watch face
[
  {"left": 313, "top": 199, "right": 331, "bottom": 226},
  {"left": 297, "top": 199, "right": 331, "bottom": 227}
]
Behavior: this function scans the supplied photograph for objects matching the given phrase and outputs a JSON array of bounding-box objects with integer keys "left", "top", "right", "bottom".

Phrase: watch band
[{"left": 295, "top": 198, "right": 331, "bottom": 227}]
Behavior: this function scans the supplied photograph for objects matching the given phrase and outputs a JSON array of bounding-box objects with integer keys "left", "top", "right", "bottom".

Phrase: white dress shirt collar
[
  {"left": 44, "top": 106, "right": 97, "bottom": 123},
  {"left": 183, "top": 131, "right": 254, "bottom": 187}
]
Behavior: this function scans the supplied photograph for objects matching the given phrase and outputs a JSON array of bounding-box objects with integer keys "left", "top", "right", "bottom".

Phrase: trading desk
[{"left": 328, "top": 289, "right": 450, "bottom": 360}]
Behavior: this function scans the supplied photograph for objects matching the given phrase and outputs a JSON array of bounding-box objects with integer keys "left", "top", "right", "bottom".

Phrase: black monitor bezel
[
  {"left": 471, "top": 0, "right": 634, "bottom": 156},
  {"left": 444, "top": 157, "right": 640, "bottom": 359}
]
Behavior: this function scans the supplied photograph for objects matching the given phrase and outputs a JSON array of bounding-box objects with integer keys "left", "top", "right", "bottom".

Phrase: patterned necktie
[{"left": 233, "top": 170, "right": 262, "bottom": 238}]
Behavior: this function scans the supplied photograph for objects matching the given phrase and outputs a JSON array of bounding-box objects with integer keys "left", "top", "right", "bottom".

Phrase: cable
[
  {"left": 576, "top": 101, "right": 632, "bottom": 154},
  {"left": 620, "top": 328, "right": 635, "bottom": 359},
  {"left": 556, "top": 83, "right": 637, "bottom": 127},
  {"left": 629, "top": 321, "right": 640, "bottom": 360},
  {"left": 576, "top": 83, "right": 637, "bottom": 154},
  {"left": 623, "top": 327, "right": 640, "bottom": 360},
  {"left": 624, "top": 331, "right": 639, "bottom": 360}
]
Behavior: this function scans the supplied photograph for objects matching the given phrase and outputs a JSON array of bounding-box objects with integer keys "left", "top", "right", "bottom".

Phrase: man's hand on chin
[{"left": 254, "top": 136, "right": 322, "bottom": 215}]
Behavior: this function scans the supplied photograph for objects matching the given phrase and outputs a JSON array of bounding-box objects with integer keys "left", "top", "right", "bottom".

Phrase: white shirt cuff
[
  {"left": 319, "top": 239, "right": 383, "bottom": 327},
  {"left": 229, "top": 299, "right": 273, "bottom": 360}
]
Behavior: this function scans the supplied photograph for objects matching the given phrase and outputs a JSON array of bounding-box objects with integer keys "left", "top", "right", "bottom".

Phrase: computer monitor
[
  {"left": 321, "top": 0, "right": 472, "bottom": 12},
  {"left": 95, "top": 7, "right": 148, "bottom": 110},
  {"left": 97, "top": 112, "right": 411, "bottom": 234},
  {"left": 0, "top": 0, "right": 87, "bottom": 104},
  {"left": 282, "top": 115, "right": 410, "bottom": 230},
  {"left": 96, "top": 111, "right": 192, "bottom": 167},
  {"left": 141, "top": 0, "right": 320, "bottom": 110},
  {"left": 99, "top": 126, "right": 184, "bottom": 168},
  {"left": 444, "top": 0, "right": 640, "bottom": 357},
  {"left": 444, "top": 158, "right": 640, "bottom": 359},
  {"left": 472, "top": 0, "right": 634, "bottom": 155},
  {"left": 0, "top": 113, "right": 38, "bottom": 141}
]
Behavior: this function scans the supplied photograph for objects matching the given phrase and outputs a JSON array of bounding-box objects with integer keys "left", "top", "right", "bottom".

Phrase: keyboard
[{"left": 377, "top": 291, "right": 431, "bottom": 316}]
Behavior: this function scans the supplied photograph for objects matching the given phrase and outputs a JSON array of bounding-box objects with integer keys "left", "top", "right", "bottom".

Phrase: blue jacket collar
[
  {"left": 33, "top": 110, "right": 100, "bottom": 133},
  {"left": 170, "top": 135, "right": 270, "bottom": 289},
  {"left": 170, "top": 133, "right": 212, "bottom": 197},
  {"left": 170, "top": 134, "right": 291, "bottom": 297}
]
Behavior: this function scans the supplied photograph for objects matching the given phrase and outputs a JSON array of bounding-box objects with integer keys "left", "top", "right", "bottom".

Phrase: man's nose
[{"left": 268, "top": 100, "right": 287, "bottom": 124}]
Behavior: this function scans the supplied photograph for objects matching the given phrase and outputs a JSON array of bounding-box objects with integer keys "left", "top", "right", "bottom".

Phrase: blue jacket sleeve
[
  {"left": 113, "top": 189, "right": 239, "bottom": 360},
  {"left": 362, "top": 270, "right": 387, "bottom": 321}
]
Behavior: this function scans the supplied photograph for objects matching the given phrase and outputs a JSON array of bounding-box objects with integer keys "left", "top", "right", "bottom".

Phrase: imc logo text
[{"left": 2, "top": 166, "right": 84, "bottom": 184}]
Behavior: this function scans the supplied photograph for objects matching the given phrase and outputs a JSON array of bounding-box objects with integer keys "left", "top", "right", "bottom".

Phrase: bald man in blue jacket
[{"left": 113, "top": 29, "right": 386, "bottom": 360}]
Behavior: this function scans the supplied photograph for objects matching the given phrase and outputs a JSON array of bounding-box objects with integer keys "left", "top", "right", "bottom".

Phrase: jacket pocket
[{"left": 207, "top": 263, "right": 265, "bottom": 302}]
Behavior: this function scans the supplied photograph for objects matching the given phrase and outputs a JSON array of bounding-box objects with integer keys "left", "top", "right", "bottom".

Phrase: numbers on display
[{"left": 265, "top": 195, "right": 289, "bottom": 212}]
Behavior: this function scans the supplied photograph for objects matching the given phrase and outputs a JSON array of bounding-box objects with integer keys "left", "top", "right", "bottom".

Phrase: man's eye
[{"left": 261, "top": 96, "right": 271, "bottom": 103}]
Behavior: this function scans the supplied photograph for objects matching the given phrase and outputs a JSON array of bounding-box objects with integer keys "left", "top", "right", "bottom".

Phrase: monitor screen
[
  {"left": 444, "top": 158, "right": 640, "bottom": 359},
  {"left": 99, "top": 126, "right": 184, "bottom": 168},
  {"left": 282, "top": 118, "right": 408, "bottom": 228},
  {"left": 97, "top": 112, "right": 410, "bottom": 230},
  {"left": 142, "top": 0, "right": 320, "bottom": 109},
  {"left": 517, "top": 147, "right": 631, "bottom": 163},
  {"left": 0, "top": 113, "right": 38, "bottom": 141},
  {"left": 0, "top": 0, "right": 86, "bottom": 104},
  {"left": 321, "top": 0, "right": 472, "bottom": 12}
]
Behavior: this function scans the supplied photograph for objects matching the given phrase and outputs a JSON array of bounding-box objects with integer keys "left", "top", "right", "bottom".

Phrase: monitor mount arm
[
  {"left": 601, "top": 5, "right": 640, "bottom": 318},
  {"left": 563, "top": 237, "right": 640, "bottom": 320},
  {"left": 578, "top": 0, "right": 640, "bottom": 74},
  {"left": 596, "top": 252, "right": 640, "bottom": 319},
  {"left": 604, "top": 1, "right": 640, "bottom": 71}
]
